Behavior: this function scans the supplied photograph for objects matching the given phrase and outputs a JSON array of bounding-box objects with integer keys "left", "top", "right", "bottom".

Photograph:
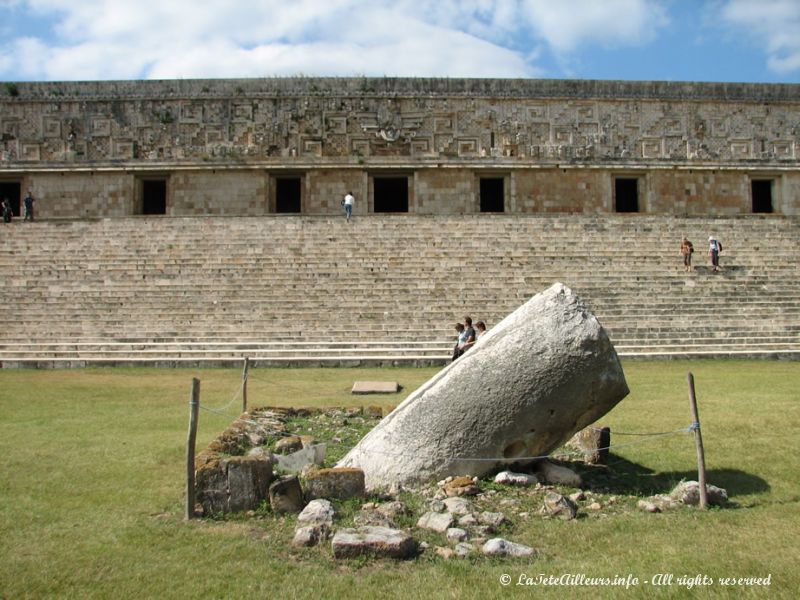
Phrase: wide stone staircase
[{"left": 0, "top": 214, "right": 798, "bottom": 366}]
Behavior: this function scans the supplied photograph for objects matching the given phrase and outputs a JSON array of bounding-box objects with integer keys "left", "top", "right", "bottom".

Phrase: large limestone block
[{"left": 337, "top": 283, "right": 628, "bottom": 490}]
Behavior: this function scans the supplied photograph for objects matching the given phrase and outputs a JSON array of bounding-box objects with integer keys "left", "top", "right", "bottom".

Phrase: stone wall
[{"left": 1, "top": 77, "right": 798, "bottom": 216}]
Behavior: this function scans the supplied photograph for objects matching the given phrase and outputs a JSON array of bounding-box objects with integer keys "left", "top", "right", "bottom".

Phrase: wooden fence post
[
  {"left": 185, "top": 377, "right": 201, "bottom": 520},
  {"left": 242, "top": 357, "right": 250, "bottom": 413},
  {"left": 687, "top": 372, "right": 708, "bottom": 509}
]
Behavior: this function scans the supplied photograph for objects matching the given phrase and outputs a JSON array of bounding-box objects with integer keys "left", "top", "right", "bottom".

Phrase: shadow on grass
[{"left": 574, "top": 454, "right": 770, "bottom": 499}]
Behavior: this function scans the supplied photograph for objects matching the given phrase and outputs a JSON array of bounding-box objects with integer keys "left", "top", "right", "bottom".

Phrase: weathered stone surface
[
  {"left": 417, "top": 511, "right": 454, "bottom": 533},
  {"left": 303, "top": 467, "right": 365, "bottom": 501},
  {"left": 482, "top": 538, "right": 536, "bottom": 557},
  {"left": 274, "top": 435, "right": 303, "bottom": 454},
  {"left": 535, "top": 460, "right": 583, "bottom": 488},
  {"left": 670, "top": 481, "right": 729, "bottom": 506},
  {"left": 353, "top": 510, "right": 397, "bottom": 529},
  {"left": 195, "top": 455, "right": 273, "bottom": 515},
  {"left": 494, "top": 470, "right": 539, "bottom": 486},
  {"left": 566, "top": 425, "right": 611, "bottom": 464},
  {"left": 268, "top": 475, "right": 305, "bottom": 514},
  {"left": 458, "top": 513, "right": 479, "bottom": 527},
  {"left": 297, "top": 499, "right": 336, "bottom": 526},
  {"left": 338, "top": 284, "right": 629, "bottom": 490},
  {"left": 273, "top": 443, "right": 326, "bottom": 474},
  {"left": 454, "top": 542, "right": 475, "bottom": 556},
  {"left": 443, "top": 476, "right": 481, "bottom": 497},
  {"left": 637, "top": 500, "right": 662, "bottom": 513},
  {"left": 332, "top": 526, "right": 418, "bottom": 560},
  {"left": 442, "top": 497, "right": 473, "bottom": 515},
  {"left": 542, "top": 492, "right": 578, "bottom": 520},
  {"left": 352, "top": 381, "right": 400, "bottom": 395},
  {"left": 292, "top": 524, "right": 330, "bottom": 547},
  {"left": 478, "top": 511, "right": 509, "bottom": 528},
  {"left": 376, "top": 501, "right": 409, "bottom": 519},
  {"left": 446, "top": 528, "right": 469, "bottom": 543}
]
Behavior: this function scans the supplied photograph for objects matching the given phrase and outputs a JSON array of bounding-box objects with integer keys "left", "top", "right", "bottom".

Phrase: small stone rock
[
  {"left": 429, "top": 499, "right": 446, "bottom": 512},
  {"left": 247, "top": 447, "right": 272, "bottom": 461},
  {"left": 494, "top": 470, "right": 539, "bottom": 486},
  {"left": 669, "top": 481, "right": 728, "bottom": 506},
  {"left": 376, "top": 501, "right": 409, "bottom": 519},
  {"left": 566, "top": 425, "right": 611, "bottom": 464},
  {"left": 542, "top": 492, "right": 578, "bottom": 520},
  {"left": 274, "top": 435, "right": 303, "bottom": 455},
  {"left": 292, "top": 524, "right": 330, "bottom": 547},
  {"left": 454, "top": 542, "right": 475, "bottom": 556},
  {"left": 443, "top": 497, "right": 473, "bottom": 515},
  {"left": 332, "top": 526, "right": 418, "bottom": 560},
  {"left": 304, "top": 467, "right": 365, "bottom": 501},
  {"left": 481, "top": 538, "right": 535, "bottom": 557},
  {"left": 416, "top": 511, "right": 454, "bottom": 533},
  {"left": 588, "top": 502, "right": 602, "bottom": 511},
  {"left": 458, "top": 513, "right": 478, "bottom": 527},
  {"left": 353, "top": 510, "right": 397, "bottom": 529},
  {"left": 535, "top": 460, "right": 583, "bottom": 487},
  {"left": 297, "top": 498, "right": 336, "bottom": 526},
  {"left": 446, "top": 528, "right": 469, "bottom": 543},
  {"left": 570, "top": 491, "right": 586, "bottom": 502},
  {"left": 443, "top": 476, "right": 481, "bottom": 497},
  {"left": 478, "top": 511, "right": 508, "bottom": 528},
  {"left": 436, "top": 546, "right": 455, "bottom": 560},
  {"left": 637, "top": 500, "right": 662, "bottom": 513},
  {"left": 268, "top": 475, "right": 305, "bottom": 514}
]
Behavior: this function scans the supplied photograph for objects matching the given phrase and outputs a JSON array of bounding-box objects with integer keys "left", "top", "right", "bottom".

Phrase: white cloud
[
  {"left": 720, "top": 0, "right": 800, "bottom": 75},
  {"left": 0, "top": 0, "right": 671, "bottom": 80},
  {"left": 518, "top": 0, "right": 669, "bottom": 53}
]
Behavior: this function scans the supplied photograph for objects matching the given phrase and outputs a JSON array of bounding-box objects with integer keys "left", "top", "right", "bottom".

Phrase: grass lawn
[{"left": 0, "top": 360, "right": 798, "bottom": 599}]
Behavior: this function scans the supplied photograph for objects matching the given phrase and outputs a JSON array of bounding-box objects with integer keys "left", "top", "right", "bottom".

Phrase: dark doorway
[
  {"left": 615, "top": 178, "right": 639, "bottom": 213},
  {"left": 0, "top": 181, "right": 21, "bottom": 216},
  {"left": 142, "top": 180, "right": 167, "bottom": 215},
  {"left": 276, "top": 178, "right": 301, "bottom": 213},
  {"left": 480, "top": 178, "right": 505, "bottom": 212},
  {"left": 374, "top": 177, "right": 408, "bottom": 213},
  {"left": 752, "top": 180, "right": 773, "bottom": 213}
]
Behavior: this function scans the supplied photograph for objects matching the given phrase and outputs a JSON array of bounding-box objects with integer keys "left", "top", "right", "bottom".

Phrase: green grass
[{"left": 1, "top": 361, "right": 798, "bottom": 599}]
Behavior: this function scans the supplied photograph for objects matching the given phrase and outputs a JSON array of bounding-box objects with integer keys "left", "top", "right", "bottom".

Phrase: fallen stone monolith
[{"left": 337, "top": 283, "right": 629, "bottom": 490}]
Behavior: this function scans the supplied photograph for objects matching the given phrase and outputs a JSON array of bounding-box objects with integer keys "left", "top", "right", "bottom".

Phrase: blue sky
[{"left": 0, "top": 0, "right": 798, "bottom": 83}]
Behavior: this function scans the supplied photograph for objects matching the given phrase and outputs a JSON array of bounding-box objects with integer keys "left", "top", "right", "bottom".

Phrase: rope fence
[{"left": 186, "top": 360, "right": 711, "bottom": 519}]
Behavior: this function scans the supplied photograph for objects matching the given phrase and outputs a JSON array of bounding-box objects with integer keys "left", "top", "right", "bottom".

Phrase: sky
[{"left": 0, "top": 0, "right": 798, "bottom": 84}]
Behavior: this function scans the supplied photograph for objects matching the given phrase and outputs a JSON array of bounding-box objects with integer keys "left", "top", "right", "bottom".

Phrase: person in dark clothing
[
  {"left": 23, "top": 191, "right": 35, "bottom": 221},
  {"left": 2, "top": 198, "right": 12, "bottom": 223}
]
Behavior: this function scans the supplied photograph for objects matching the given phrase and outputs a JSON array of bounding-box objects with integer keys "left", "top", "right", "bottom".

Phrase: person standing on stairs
[
  {"left": 343, "top": 191, "right": 355, "bottom": 222},
  {"left": 23, "top": 190, "right": 35, "bottom": 222},
  {"left": 680, "top": 236, "right": 694, "bottom": 272},
  {"left": 708, "top": 236, "right": 722, "bottom": 272},
  {"left": 2, "top": 198, "right": 11, "bottom": 223}
]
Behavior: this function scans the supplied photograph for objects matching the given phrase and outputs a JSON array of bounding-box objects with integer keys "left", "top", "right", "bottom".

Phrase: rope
[{"left": 591, "top": 425, "right": 696, "bottom": 437}]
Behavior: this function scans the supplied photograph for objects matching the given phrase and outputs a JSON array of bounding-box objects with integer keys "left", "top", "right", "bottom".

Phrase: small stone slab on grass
[
  {"left": 332, "top": 526, "right": 418, "bottom": 560},
  {"left": 351, "top": 381, "right": 400, "bottom": 394}
]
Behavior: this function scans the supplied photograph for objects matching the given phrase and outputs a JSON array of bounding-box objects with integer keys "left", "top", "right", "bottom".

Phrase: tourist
[
  {"left": 343, "top": 190, "right": 354, "bottom": 222},
  {"left": 475, "top": 320, "right": 487, "bottom": 338},
  {"left": 452, "top": 322, "right": 465, "bottom": 362},
  {"left": 461, "top": 316, "right": 477, "bottom": 353},
  {"left": 680, "top": 236, "right": 694, "bottom": 272},
  {"left": 23, "top": 190, "right": 35, "bottom": 221},
  {"left": 2, "top": 198, "right": 11, "bottom": 223},
  {"left": 708, "top": 236, "right": 722, "bottom": 272}
]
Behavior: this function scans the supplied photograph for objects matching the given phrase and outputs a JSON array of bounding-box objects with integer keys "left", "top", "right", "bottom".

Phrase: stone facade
[{"left": 1, "top": 77, "right": 798, "bottom": 216}]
